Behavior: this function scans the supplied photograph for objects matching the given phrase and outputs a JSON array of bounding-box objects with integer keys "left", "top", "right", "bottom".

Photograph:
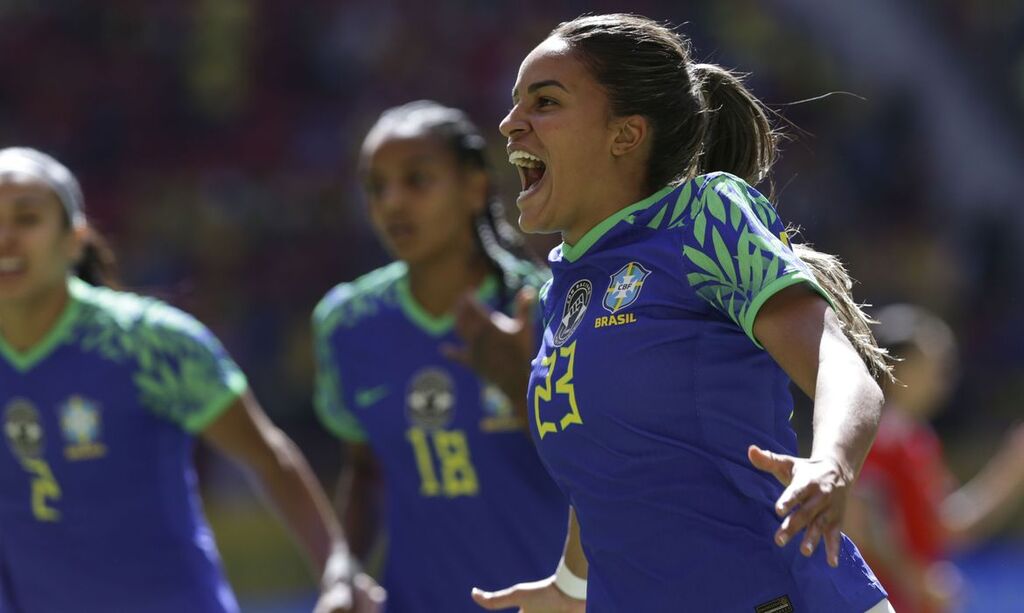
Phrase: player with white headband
[{"left": 0, "top": 147, "right": 384, "bottom": 613}]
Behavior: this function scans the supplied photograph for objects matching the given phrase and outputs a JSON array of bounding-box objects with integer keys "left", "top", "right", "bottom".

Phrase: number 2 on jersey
[
  {"left": 534, "top": 340, "right": 583, "bottom": 439},
  {"left": 406, "top": 428, "right": 479, "bottom": 497},
  {"left": 23, "top": 458, "right": 61, "bottom": 522}
]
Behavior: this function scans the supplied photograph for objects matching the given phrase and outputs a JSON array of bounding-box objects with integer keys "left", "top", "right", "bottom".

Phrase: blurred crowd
[{"left": 2, "top": 0, "right": 1022, "bottom": 602}]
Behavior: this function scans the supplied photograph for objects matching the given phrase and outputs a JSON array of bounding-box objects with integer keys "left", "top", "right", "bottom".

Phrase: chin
[{"left": 516, "top": 199, "right": 558, "bottom": 236}]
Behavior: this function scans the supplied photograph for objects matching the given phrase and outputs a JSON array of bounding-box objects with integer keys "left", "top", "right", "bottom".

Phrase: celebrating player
[
  {"left": 471, "top": 14, "right": 895, "bottom": 612},
  {"left": 0, "top": 147, "right": 383, "bottom": 613},
  {"left": 312, "top": 101, "right": 565, "bottom": 612}
]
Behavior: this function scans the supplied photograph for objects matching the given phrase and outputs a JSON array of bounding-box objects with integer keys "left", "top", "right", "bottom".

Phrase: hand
[
  {"left": 313, "top": 573, "right": 386, "bottom": 613},
  {"left": 444, "top": 286, "right": 537, "bottom": 401},
  {"left": 471, "top": 576, "right": 586, "bottom": 612},
  {"left": 748, "top": 445, "right": 854, "bottom": 567}
]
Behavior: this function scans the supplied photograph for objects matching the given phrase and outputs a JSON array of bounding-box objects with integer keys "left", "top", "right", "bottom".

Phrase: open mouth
[
  {"left": 384, "top": 222, "right": 415, "bottom": 244},
  {"left": 0, "top": 257, "right": 26, "bottom": 276},
  {"left": 508, "top": 150, "right": 547, "bottom": 195}
]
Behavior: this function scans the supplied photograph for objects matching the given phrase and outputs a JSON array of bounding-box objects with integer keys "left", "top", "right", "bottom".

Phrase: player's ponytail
[
  {"left": 553, "top": 14, "right": 891, "bottom": 378},
  {"left": 73, "top": 226, "right": 120, "bottom": 288},
  {"left": 691, "top": 63, "right": 777, "bottom": 189},
  {"left": 689, "top": 64, "right": 892, "bottom": 378},
  {"left": 790, "top": 243, "right": 893, "bottom": 380}
]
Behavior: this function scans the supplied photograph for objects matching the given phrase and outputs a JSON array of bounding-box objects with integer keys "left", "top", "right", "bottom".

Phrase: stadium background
[{"left": 1, "top": 1, "right": 1022, "bottom": 611}]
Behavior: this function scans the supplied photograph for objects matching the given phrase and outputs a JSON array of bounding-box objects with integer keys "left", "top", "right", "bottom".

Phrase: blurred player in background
[
  {"left": 846, "top": 304, "right": 1024, "bottom": 613},
  {"left": 0, "top": 147, "right": 383, "bottom": 613},
  {"left": 470, "top": 13, "right": 895, "bottom": 612},
  {"left": 312, "top": 101, "right": 565, "bottom": 612}
]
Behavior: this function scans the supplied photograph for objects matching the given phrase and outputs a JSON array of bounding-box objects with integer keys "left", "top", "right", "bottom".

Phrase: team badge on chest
[
  {"left": 554, "top": 279, "right": 592, "bottom": 347},
  {"left": 60, "top": 396, "right": 106, "bottom": 461},
  {"left": 603, "top": 261, "right": 650, "bottom": 313},
  {"left": 4, "top": 399, "right": 44, "bottom": 460},
  {"left": 406, "top": 368, "right": 456, "bottom": 430}
]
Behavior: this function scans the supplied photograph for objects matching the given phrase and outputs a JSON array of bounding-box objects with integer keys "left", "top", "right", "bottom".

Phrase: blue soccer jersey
[
  {"left": 314, "top": 261, "right": 566, "bottom": 613},
  {"left": 0, "top": 278, "right": 246, "bottom": 613},
  {"left": 530, "top": 173, "right": 887, "bottom": 611}
]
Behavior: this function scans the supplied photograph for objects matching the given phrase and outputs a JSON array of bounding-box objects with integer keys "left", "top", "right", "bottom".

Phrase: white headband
[{"left": 0, "top": 147, "right": 86, "bottom": 228}]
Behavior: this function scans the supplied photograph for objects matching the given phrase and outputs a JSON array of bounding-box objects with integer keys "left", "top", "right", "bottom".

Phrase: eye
[
  {"left": 405, "top": 170, "right": 432, "bottom": 189},
  {"left": 14, "top": 212, "right": 40, "bottom": 226},
  {"left": 536, "top": 96, "right": 558, "bottom": 109},
  {"left": 363, "top": 178, "right": 383, "bottom": 199}
]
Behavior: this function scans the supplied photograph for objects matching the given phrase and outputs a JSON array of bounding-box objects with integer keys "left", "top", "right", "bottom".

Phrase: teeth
[
  {"left": 508, "top": 150, "right": 545, "bottom": 168},
  {"left": 0, "top": 257, "right": 24, "bottom": 273}
]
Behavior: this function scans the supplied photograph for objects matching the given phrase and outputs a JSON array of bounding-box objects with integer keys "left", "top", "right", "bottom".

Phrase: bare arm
[
  {"left": 563, "top": 506, "right": 588, "bottom": 579},
  {"left": 336, "top": 442, "right": 384, "bottom": 562},
  {"left": 748, "top": 285, "right": 884, "bottom": 567},
  {"left": 472, "top": 506, "right": 586, "bottom": 612},
  {"left": 202, "top": 391, "right": 383, "bottom": 611},
  {"left": 942, "top": 424, "right": 1024, "bottom": 546}
]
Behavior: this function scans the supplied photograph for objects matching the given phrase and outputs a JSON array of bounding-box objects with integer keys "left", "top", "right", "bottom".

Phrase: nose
[
  {"left": 499, "top": 104, "right": 528, "bottom": 139},
  {"left": 373, "top": 182, "right": 405, "bottom": 214}
]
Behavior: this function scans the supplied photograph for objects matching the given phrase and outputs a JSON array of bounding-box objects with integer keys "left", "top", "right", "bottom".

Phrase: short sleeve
[
  {"left": 311, "top": 299, "right": 367, "bottom": 442},
  {"left": 681, "top": 173, "right": 830, "bottom": 347},
  {"left": 133, "top": 304, "right": 248, "bottom": 433}
]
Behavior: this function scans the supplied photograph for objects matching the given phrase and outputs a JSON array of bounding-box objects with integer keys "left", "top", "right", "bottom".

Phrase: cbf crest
[
  {"left": 60, "top": 396, "right": 107, "bottom": 461},
  {"left": 406, "top": 368, "right": 456, "bottom": 430},
  {"left": 554, "top": 279, "right": 592, "bottom": 347},
  {"left": 603, "top": 262, "right": 651, "bottom": 314}
]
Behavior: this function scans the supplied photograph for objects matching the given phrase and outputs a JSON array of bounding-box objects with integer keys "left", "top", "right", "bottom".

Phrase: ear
[
  {"left": 462, "top": 169, "right": 489, "bottom": 215},
  {"left": 610, "top": 115, "right": 649, "bottom": 158},
  {"left": 66, "top": 224, "right": 88, "bottom": 265}
]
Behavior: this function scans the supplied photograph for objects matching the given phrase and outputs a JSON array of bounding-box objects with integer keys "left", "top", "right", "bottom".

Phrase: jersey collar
[
  {"left": 0, "top": 276, "right": 83, "bottom": 372},
  {"left": 396, "top": 273, "right": 498, "bottom": 336},
  {"left": 559, "top": 184, "right": 677, "bottom": 263}
]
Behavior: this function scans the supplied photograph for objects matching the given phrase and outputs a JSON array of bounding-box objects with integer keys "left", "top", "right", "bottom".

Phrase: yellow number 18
[{"left": 406, "top": 428, "right": 479, "bottom": 498}]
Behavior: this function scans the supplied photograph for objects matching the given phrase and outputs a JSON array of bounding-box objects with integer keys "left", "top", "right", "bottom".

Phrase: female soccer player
[
  {"left": 846, "top": 304, "right": 1024, "bottom": 613},
  {"left": 470, "top": 14, "right": 895, "bottom": 613},
  {"left": 0, "top": 147, "right": 382, "bottom": 613},
  {"left": 312, "top": 101, "right": 566, "bottom": 612}
]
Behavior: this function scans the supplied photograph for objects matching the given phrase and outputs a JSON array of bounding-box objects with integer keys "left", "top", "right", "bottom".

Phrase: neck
[
  {"left": 564, "top": 175, "right": 649, "bottom": 246},
  {"left": 407, "top": 250, "right": 490, "bottom": 318},
  {"left": 0, "top": 277, "right": 72, "bottom": 352}
]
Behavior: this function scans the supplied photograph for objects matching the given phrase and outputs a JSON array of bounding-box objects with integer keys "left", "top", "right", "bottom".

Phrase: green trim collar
[
  {"left": 0, "top": 277, "right": 82, "bottom": 372},
  {"left": 396, "top": 274, "right": 498, "bottom": 336},
  {"left": 561, "top": 184, "right": 677, "bottom": 263}
]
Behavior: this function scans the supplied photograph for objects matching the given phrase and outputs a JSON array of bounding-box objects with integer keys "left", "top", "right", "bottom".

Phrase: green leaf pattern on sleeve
[
  {"left": 72, "top": 286, "right": 246, "bottom": 432},
  {"left": 308, "top": 271, "right": 408, "bottom": 443},
  {"left": 311, "top": 296, "right": 367, "bottom": 442},
  {"left": 681, "top": 173, "right": 823, "bottom": 345}
]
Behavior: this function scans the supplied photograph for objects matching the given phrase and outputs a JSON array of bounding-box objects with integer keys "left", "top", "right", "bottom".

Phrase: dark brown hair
[
  {"left": 72, "top": 226, "right": 119, "bottom": 288},
  {"left": 552, "top": 14, "right": 777, "bottom": 193},
  {"left": 551, "top": 14, "right": 891, "bottom": 379}
]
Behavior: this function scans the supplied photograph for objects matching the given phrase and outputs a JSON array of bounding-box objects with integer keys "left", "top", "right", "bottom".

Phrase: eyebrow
[
  {"left": 13, "top": 195, "right": 47, "bottom": 206},
  {"left": 512, "top": 79, "right": 569, "bottom": 102}
]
